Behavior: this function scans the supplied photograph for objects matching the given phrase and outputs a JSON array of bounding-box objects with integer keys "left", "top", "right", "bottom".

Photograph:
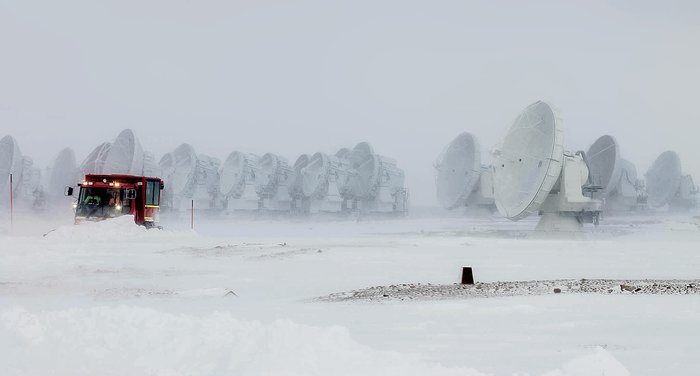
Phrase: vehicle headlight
[{"left": 72, "top": 202, "right": 77, "bottom": 209}]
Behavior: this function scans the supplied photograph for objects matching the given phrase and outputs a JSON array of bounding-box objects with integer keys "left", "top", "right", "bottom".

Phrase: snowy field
[{"left": 1, "top": 210, "right": 700, "bottom": 376}]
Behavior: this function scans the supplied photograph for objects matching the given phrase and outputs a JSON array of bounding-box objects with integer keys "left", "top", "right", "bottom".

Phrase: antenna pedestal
[
  {"left": 536, "top": 154, "right": 602, "bottom": 232},
  {"left": 535, "top": 213, "right": 585, "bottom": 233}
]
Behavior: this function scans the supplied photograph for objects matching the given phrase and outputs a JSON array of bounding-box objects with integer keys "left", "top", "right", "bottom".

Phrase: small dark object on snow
[
  {"left": 553, "top": 288, "right": 562, "bottom": 294},
  {"left": 620, "top": 284, "right": 641, "bottom": 293},
  {"left": 224, "top": 290, "right": 238, "bottom": 297},
  {"left": 461, "top": 267, "right": 475, "bottom": 285}
]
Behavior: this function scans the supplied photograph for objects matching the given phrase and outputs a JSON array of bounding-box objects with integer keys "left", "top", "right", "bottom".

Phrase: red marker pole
[
  {"left": 191, "top": 199, "right": 194, "bottom": 230},
  {"left": 9, "top": 173, "right": 13, "bottom": 234}
]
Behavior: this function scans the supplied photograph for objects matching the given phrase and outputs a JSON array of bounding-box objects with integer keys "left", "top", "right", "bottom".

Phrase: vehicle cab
[{"left": 67, "top": 174, "right": 164, "bottom": 228}]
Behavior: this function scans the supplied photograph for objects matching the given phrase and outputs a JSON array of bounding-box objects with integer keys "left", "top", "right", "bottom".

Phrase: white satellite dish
[
  {"left": 193, "top": 153, "right": 221, "bottom": 210},
  {"left": 256, "top": 153, "right": 292, "bottom": 198},
  {"left": 285, "top": 150, "right": 353, "bottom": 214},
  {"left": 435, "top": 132, "right": 482, "bottom": 210},
  {"left": 336, "top": 148, "right": 351, "bottom": 158},
  {"left": 103, "top": 129, "right": 144, "bottom": 175},
  {"left": 342, "top": 142, "right": 408, "bottom": 214},
  {"left": 255, "top": 153, "right": 294, "bottom": 211},
  {"left": 301, "top": 153, "right": 330, "bottom": 199},
  {"left": 0, "top": 135, "right": 24, "bottom": 202},
  {"left": 20, "top": 156, "right": 44, "bottom": 208},
  {"left": 220, "top": 151, "right": 259, "bottom": 199},
  {"left": 0, "top": 136, "right": 45, "bottom": 209},
  {"left": 586, "top": 135, "right": 641, "bottom": 212},
  {"left": 288, "top": 154, "right": 311, "bottom": 214},
  {"left": 158, "top": 152, "right": 176, "bottom": 181},
  {"left": 48, "top": 148, "right": 77, "bottom": 198},
  {"left": 343, "top": 142, "right": 380, "bottom": 200},
  {"left": 674, "top": 175, "right": 698, "bottom": 210},
  {"left": 161, "top": 144, "right": 197, "bottom": 205},
  {"left": 646, "top": 151, "right": 683, "bottom": 208},
  {"left": 80, "top": 142, "right": 111, "bottom": 176},
  {"left": 218, "top": 151, "right": 260, "bottom": 211},
  {"left": 289, "top": 154, "right": 310, "bottom": 200},
  {"left": 493, "top": 101, "right": 601, "bottom": 231},
  {"left": 142, "top": 151, "right": 160, "bottom": 177}
]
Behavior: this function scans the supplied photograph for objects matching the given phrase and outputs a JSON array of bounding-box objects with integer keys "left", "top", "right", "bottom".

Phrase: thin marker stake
[{"left": 9, "top": 173, "right": 13, "bottom": 234}]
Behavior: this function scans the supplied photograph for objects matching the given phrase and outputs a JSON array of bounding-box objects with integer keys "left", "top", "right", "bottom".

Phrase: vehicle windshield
[{"left": 76, "top": 187, "right": 131, "bottom": 218}]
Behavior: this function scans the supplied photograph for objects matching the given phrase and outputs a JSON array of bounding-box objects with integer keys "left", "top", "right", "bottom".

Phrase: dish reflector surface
[
  {"left": 302, "top": 152, "right": 331, "bottom": 198},
  {"left": 220, "top": 151, "right": 257, "bottom": 198},
  {"left": 346, "top": 142, "right": 380, "bottom": 199},
  {"left": 169, "top": 144, "right": 198, "bottom": 197},
  {"left": 159, "top": 152, "right": 176, "bottom": 179},
  {"left": 0, "top": 136, "right": 23, "bottom": 194},
  {"left": 618, "top": 159, "right": 638, "bottom": 198},
  {"left": 49, "top": 148, "right": 77, "bottom": 196},
  {"left": 289, "top": 154, "right": 310, "bottom": 198},
  {"left": 435, "top": 132, "right": 482, "bottom": 209},
  {"left": 256, "top": 153, "right": 290, "bottom": 197},
  {"left": 336, "top": 148, "right": 350, "bottom": 158},
  {"left": 494, "top": 101, "right": 564, "bottom": 220},
  {"left": 81, "top": 142, "right": 111, "bottom": 175},
  {"left": 587, "top": 135, "right": 622, "bottom": 195},
  {"left": 646, "top": 151, "right": 682, "bottom": 208},
  {"left": 103, "top": 129, "right": 144, "bottom": 174}
]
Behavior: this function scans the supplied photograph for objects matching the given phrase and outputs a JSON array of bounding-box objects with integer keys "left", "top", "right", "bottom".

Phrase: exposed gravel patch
[{"left": 316, "top": 279, "right": 700, "bottom": 302}]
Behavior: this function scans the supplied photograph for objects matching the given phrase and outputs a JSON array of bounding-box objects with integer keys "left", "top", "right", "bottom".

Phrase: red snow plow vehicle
[{"left": 66, "top": 174, "right": 164, "bottom": 228}]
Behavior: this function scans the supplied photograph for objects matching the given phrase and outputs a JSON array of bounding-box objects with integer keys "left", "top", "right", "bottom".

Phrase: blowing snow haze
[{"left": 1, "top": 0, "right": 699, "bottom": 206}]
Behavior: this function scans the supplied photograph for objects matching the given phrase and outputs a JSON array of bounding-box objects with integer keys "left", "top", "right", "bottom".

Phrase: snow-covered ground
[{"left": 1, "top": 210, "right": 699, "bottom": 375}]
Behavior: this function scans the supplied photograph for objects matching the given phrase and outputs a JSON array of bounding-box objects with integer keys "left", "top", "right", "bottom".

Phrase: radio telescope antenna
[
  {"left": 301, "top": 153, "right": 331, "bottom": 199},
  {"left": 158, "top": 143, "right": 197, "bottom": 210},
  {"left": 335, "top": 148, "right": 351, "bottom": 159},
  {"left": 493, "top": 101, "right": 601, "bottom": 231},
  {"left": 80, "top": 142, "right": 111, "bottom": 175},
  {"left": 0, "top": 136, "right": 45, "bottom": 209},
  {"left": 343, "top": 142, "right": 380, "bottom": 200},
  {"left": 342, "top": 142, "right": 407, "bottom": 214},
  {"left": 256, "top": 153, "right": 292, "bottom": 198},
  {"left": 289, "top": 154, "right": 310, "bottom": 200},
  {"left": 645, "top": 151, "right": 683, "bottom": 208},
  {"left": 0, "top": 136, "right": 23, "bottom": 204},
  {"left": 586, "top": 135, "right": 641, "bottom": 212},
  {"left": 674, "top": 175, "right": 698, "bottom": 210},
  {"left": 289, "top": 151, "right": 353, "bottom": 214},
  {"left": 287, "top": 154, "right": 311, "bottom": 214},
  {"left": 218, "top": 151, "right": 260, "bottom": 211},
  {"left": 435, "top": 132, "right": 482, "bottom": 210},
  {"left": 158, "top": 152, "right": 175, "bottom": 180},
  {"left": 193, "top": 153, "right": 221, "bottom": 210},
  {"left": 103, "top": 129, "right": 144, "bottom": 174},
  {"left": 142, "top": 151, "right": 160, "bottom": 177},
  {"left": 256, "top": 153, "right": 293, "bottom": 211},
  {"left": 220, "top": 151, "right": 260, "bottom": 200},
  {"left": 49, "top": 148, "right": 77, "bottom": 199}
]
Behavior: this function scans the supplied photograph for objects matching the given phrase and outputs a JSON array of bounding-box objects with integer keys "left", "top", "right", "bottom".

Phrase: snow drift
[
  {"left": 43, "top": 215, "right": 196, "bottom": 242},
  {"left": 0, "top": 306, "right": 629, "bottom": 376}
]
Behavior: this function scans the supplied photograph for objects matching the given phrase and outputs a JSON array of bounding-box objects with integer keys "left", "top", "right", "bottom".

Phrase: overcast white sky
[{"left": 1, "top": 0, "right": 699, "bottom": 206}]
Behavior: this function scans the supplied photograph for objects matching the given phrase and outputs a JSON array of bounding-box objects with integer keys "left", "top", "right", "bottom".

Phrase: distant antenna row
[
  {"left": 0, "top": 136, "right": 46, "bottom": 209},
  {"left": 0, "top": 130, "right": 409, "bottom": 216},
  {"left": 435, "top": 101, "right": 698, "bottom": 230},
  {"left": 156, "top": 140, "right": 408, "bottom": 216}
]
